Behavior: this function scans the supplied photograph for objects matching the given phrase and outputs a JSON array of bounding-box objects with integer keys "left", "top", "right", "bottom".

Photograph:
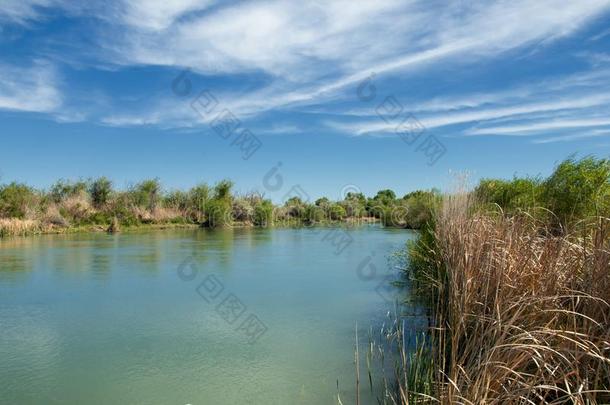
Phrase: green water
[{"left": 0, "top": 225, "right": 416, "bottom": 404}]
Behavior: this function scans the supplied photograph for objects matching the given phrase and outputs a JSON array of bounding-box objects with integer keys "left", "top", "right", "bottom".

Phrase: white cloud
[
  {"left": 466, "top": 118, "right": 610, "bottom": 136},
  {"left": 120, "top": 0, "right": 215, "bottom": 31},
  {"left": 532, "top": 129, "right": 610, "bottom": 143},
  {"left": 327, "top": 92, "right": 610, "bottom": 136},
  {"left": 104, "top": 0, "right": 610, "bottom": 116},
  {"left": 0, "top": 0, "right": 56, "bottom": 24},
  {"left": 0, "top": 62, "right": 62, "bottom": 113},
  {"left": 4, "top": 0, "right": 610, "bottom": 136}
]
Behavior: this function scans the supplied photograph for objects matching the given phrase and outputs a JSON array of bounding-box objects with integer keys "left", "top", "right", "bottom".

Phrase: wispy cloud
[
  {"left": 0, "top": 62, "right": 62, "bottom": 113},
  {"left": 0, "top": 0, "right": 56, "bottom": 24},
  {"left": 466, "top": 118, "right": 610, "bottom": 136},
  {"left": 532, "top": 129, "right": 610, "bottom": 143},
  {"left": 97, "top": 0, "right": 610, "bottom": 121},
  {"left": 2, "top": 0, "right": 610, "bottom": 138}
]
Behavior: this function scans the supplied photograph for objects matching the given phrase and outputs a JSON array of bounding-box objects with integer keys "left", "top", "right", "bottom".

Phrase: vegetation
[
  {"left": 0, "top": 176, "right": 440, "bottom": 237},
  {"left": 379, "top": 156, "right": 610, "bottom": 404}
]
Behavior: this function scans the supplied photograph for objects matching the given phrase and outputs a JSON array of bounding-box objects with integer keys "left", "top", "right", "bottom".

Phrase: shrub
[
  {"left": 205, "top": 180, "right": 234, "bottom": 228},
  {"left": 189, "top": 183, "right": 210, "bottom": 222},
  {"left": 403, "top": 190, "right": 440, "bottom": 229},
  {"left": 89, "top": 177, "right": 113, "bottom": 208},
  {"left": 49, "top": 179, "right": 87, "bottom": 204},
  {"left": 284, "top": 197, "right": 306, "bottom": 219},
  {"left": 232, "top": 197, "right": 254, "bottom": 222},
  {"left": 0, "top": 182, "right": 38, "bottom": 219},
  {"left": 304, "top": 204, "right": 325, "bottom": 224},
  {"left": 475, "top": 177, "right": 542, "bottom": 213},
  {"left": 328, "top": 203, "right": 346, "bottom": 220},
  {"left": 542, "top": 156, "right": 610, "bottom": 229},
  {"left": 131, "top": 179, "right": 162, "bottom": 211},
  {"left": 253, "top": 200, "right": 274, "bottom": 226},
  {"left": 165, "top": 190, "right": 190, "bottom": 212},
  {"left": 342, "top": 192, "right": 367, "bottom": 217}
]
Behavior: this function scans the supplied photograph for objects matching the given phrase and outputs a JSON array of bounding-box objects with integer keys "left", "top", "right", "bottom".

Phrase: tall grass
[
  {"left": 0, "top": 218, "right": 41, "bottom": 237},
  {"left": 399, "top": 194, "right": 610, "bottom": 404}
]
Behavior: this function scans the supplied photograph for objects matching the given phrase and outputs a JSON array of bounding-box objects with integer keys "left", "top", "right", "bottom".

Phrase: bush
[
  {"left": 131, "top": 179, "right": 161, "bottom": 211},
  {"left": 284, "top": 197, "right": 306, "bottom": 219},
  {"left": 404, "top": 190, "right": 440, "bottom": 229},
  {"left": 205, "top": 180, "right": 234, "bottom": 228},
  {"left": 49, "top": 179, "right": 87, "bottom": 204},
  {"left": 475, "top": 177, "right": 542, "bottom": 213},
  {"left": 189, "top": 183, "right": 210, "bottom": 222},
  {"left": 328, "top": 203, "right": 346, "bottom": 220},
  {"left": 253, "top": 200, "right": 274, "bottom": 226},
  {"left": 304, "top": 204, "right": 325, "bottom": 224},
  {"left": 542, "top": 156, "right": 610, "bottom": 229},
  {"left": 232, "top": 198, "right": 254, "bottom": 222},
  {"left": 165, "top": 190, "right": 190, "bottom": 212},
  {"left": 0, "top": 182, "right": 38, "bottom": 219},
  {"left": 341, "top": 192, "right": 367, "bottom": 217},
  {"left": 89, "top": 177, "right": 113, "bottom": 208}
]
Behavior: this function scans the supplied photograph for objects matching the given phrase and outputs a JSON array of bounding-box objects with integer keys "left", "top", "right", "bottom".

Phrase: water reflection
[{"left": 0, "top": 226, "right": 418, "bottom": 405}]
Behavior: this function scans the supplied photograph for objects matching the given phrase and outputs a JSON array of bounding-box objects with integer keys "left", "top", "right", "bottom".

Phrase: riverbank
[
  {"left": 0, "top": 177, "right": 437, "bottom": 239},
  {"left": 0, "top": 216, "right": 382, "bottom": 238},
  {"left": 383, "top": 157, "right": 610, "bottom": 404}
]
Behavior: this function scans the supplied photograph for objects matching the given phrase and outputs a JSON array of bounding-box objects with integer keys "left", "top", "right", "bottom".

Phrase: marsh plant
[{"left": 371, "top": 157, "right": 610, "bottom": 404}]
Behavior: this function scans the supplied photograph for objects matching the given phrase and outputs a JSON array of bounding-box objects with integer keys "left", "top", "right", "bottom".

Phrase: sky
[{"left": 1, "top": 0, "right": 610, "bottom": 201}]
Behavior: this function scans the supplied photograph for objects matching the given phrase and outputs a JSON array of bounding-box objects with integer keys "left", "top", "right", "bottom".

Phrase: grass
[
  {"left": 351, "top": 157, "right": 610, "bottom": 404},
  {"left": 387, "top": 193, "right": 610, "bottom": 404},
  {"left": 0, "top": 218, "right": 41, "bottom": 237}
]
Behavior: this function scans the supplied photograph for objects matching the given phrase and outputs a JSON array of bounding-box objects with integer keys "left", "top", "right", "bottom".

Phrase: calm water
[{"left": 0, "top": 225, "right": 416, "bottom": 404}]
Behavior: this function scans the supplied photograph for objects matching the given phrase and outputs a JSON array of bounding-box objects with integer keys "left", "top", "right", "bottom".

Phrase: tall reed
[{"left": 402, "top": 194, "right": 610, "bottom": 404}]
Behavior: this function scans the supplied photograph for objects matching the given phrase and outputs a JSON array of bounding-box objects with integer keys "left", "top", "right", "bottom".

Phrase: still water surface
[{"left": 0, "top": 225, "right": 416, "bottom": 404}]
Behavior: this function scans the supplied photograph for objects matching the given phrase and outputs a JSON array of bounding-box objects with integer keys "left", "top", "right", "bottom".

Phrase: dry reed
[{"left": 404, "top": 194, "right": 610, "bottom": 404}]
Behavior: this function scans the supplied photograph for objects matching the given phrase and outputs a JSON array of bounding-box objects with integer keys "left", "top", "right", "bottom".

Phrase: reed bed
[
  {"left": 0, "top": 218, "right": 41, "bottom": 237},
  {"left": 392, "top": 194, "right": 610, "bottom": 404}
]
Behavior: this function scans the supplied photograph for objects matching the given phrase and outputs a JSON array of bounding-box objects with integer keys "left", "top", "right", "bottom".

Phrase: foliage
[
  {"left": 131, "top": 179, "right": 162, "bottom": 211},
  {"left": 542, "top": 156, "right": 610, "bottom": 229},
  {"left": 205, "top": 180, "right": 233, "bottom": 228},
  {"left": 189, "top": 183, "right": 210, "bottom": 222},
  {"left": 49, "top": 179, "right": 87, "bottom": 204},
  {"left": 164, "top": 190, "right": 190, "bottom": 212},
  {"left": 304, "top": 204, "right": 325, "bottom": 224},
  {"left": 253, "top": 200, "right": 274, "bottom": 226},
  {"left": 328, "top": 204, "right": 347, "bottom": 220},
  {"left": 232, "top": 197, "right": 254, "bottom": 222},
  {"left": 475, "top": 177, "right": 542, "bottom": 213},
  {"left": 284, "top": 196, "right": 306, "bottom": 219},
  {"left": 89, "top": 177, "right": 113, "bottom": 208},
  {"left": 0, "top": 182, "right": 38, "bottom": 219}
]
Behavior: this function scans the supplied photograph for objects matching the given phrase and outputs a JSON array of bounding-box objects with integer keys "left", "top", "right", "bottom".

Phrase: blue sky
[{"left": 1, "top": 1, "right": 610, "bottom": 201}]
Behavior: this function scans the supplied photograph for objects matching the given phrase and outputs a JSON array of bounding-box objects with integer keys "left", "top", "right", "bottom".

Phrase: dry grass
[
  {"left": 403, "top": 195, "right": 610, "bottom": 404},
  {"left": 0, "top": 218, "right": 41, "bottom": 237}
]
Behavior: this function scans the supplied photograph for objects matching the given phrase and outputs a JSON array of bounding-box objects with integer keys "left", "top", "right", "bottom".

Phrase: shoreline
[{"left": 0, "top": 216, "right": 384, "bottom": 239}]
